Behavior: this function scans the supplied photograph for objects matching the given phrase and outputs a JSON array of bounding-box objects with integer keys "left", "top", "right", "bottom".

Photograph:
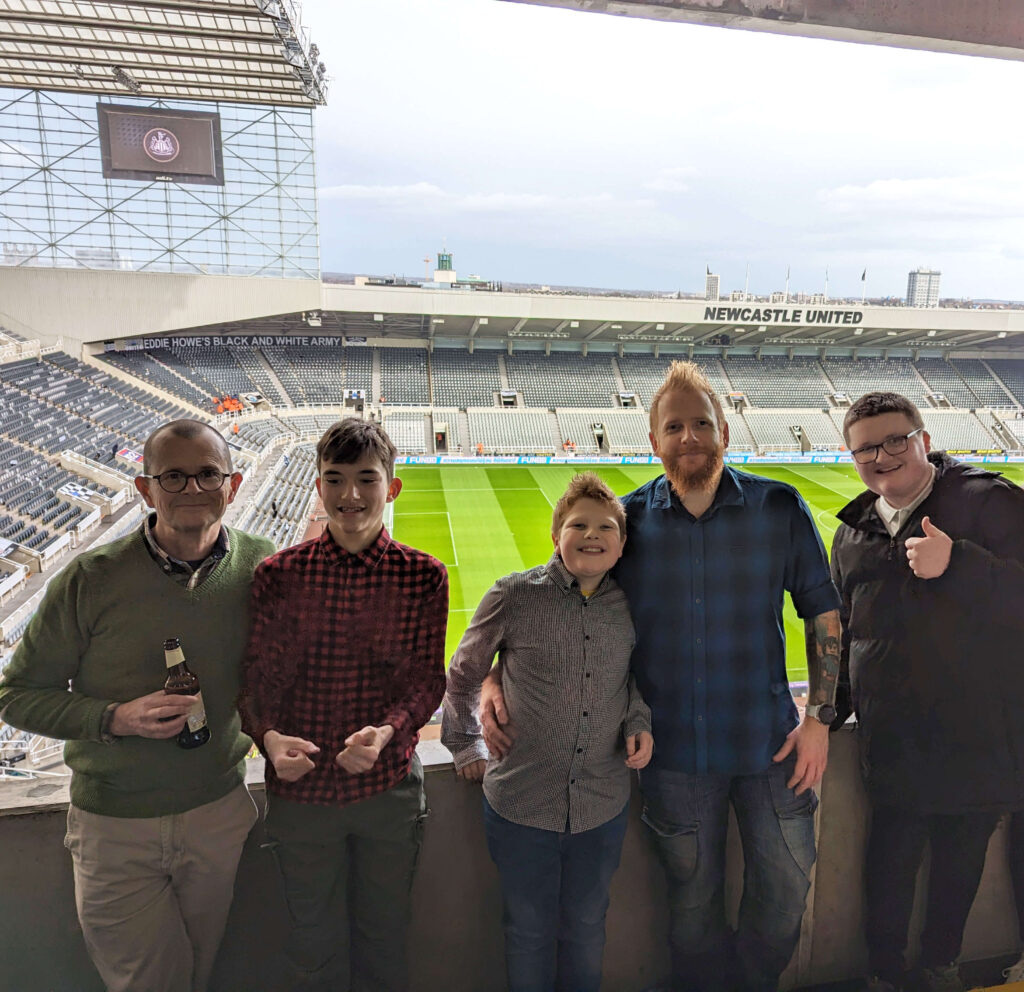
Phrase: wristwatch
[{"left": 805, "top": 703, "right": 837, "bottom": 725}]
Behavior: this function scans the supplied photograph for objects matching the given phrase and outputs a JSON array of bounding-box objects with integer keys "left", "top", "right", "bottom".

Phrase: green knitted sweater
[{"left": 0, "top": 527, "right": 274, "bottom": 817}]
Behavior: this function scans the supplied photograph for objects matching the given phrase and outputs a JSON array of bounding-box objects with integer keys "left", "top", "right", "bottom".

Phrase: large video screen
[{"left": 96, "top": 104, "right": 224, "bottom": 185}]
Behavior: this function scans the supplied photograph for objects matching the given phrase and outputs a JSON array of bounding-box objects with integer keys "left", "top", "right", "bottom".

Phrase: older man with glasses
[
  {"left": 831, "top": 392, "right": 1024, "bottom": 992},
  {"left": 0, "top": 420, "right": 274, "bottom": 992}
]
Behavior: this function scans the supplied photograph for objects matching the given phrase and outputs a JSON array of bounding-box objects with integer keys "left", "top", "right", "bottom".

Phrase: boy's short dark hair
[
  {"left": 316, "top": 419, "right": 397, "bottom": 477},
  {"left": 551, "top": 472, "right": 627, "bottom": 537},
  {"left": 842, "top": 392, "right": 924, "bottom": 444}
]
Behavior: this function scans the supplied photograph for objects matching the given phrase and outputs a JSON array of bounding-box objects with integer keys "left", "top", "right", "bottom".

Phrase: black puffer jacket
[{"left": 831, "top": 452, "right": 1024, "bottom": 813}]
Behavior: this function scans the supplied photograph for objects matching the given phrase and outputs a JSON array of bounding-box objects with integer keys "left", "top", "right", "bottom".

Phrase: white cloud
[
  {"left": 820, "top": 172, "right": 1024, "bottom": 220},
  {"left": 642, "top": 167, "right": 696, "bottom": 193}
]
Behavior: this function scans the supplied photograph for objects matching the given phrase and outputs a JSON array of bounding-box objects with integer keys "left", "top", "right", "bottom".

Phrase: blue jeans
[
  {"left": 483, "top": 797, "right": 630, "bottom": 992},
  {"left": 640, "top": 756, "right": 817, "bottom": 992}
]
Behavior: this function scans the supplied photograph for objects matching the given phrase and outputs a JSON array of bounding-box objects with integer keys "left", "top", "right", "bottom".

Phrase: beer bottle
[{"left": 163, "top": 637, "right": 210, "bottom": 749}]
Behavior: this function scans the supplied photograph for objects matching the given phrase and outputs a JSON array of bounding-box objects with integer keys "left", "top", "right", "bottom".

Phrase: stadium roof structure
[{"left": 0, "top": 0, "right": 328, "bottom": 107}]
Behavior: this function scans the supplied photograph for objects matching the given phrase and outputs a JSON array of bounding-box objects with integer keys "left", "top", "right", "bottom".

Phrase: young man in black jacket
[{"left": 831, "top": 392, "right": 1024, "bottom": 992}]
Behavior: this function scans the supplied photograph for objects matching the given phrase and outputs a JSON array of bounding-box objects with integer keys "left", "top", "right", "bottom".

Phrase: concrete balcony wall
[{"left": 0, "top": 730, "right": 1019, "bottom": 992}]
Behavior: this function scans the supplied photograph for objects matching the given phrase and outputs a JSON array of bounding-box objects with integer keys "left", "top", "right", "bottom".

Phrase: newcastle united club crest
[{"left": 142, "top": 127, "right": 180, "bottom": 163}]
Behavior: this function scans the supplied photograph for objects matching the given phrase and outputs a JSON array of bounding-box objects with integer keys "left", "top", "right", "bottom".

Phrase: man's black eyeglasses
[
  {"left": 141, "top": 470, "right": 231, "bottom": 493},
  {"left": 850, "top": 428, "right": 924, "bottom": 465}
]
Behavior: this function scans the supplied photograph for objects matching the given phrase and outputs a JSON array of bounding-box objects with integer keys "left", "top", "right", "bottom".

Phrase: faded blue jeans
[
  {"left": 640, "top": 755, "right": 817, "bottom": 992},
  {"left": 483, "top": 797, "right": 630, "bottom": 992}
]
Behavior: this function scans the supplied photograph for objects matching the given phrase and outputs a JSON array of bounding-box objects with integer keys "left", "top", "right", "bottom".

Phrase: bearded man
[{"left": 482, "top": 361, "right": 841, "bottom": 992}]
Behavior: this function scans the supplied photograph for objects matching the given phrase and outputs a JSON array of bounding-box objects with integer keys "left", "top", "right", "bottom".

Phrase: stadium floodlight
[
  {"left": 432, "top": 318, "right": 445, "bottom": 324},
  {"left": 479, "top": 318, "right": 489, "bottom": 325},
  {"left": 854, "top": 329, "right": 864, "bottom": 335},
  {"left": 927, "top": 330, "right": 937, "bottom": 336},
  {"left": 373, "top": 314, "right": 384, "bottom": 321},
  {"left": 886, "top": 331, "right": 898, "bottom": 336},
  {"left": 999, "top": 331, "right": 1008, "bottom": 338},
  {"left": 569, "top": 321, "right": 579, "bottom": 328},
  {"left": 655, "top": 323, "right": 665, "bottom": 330}
]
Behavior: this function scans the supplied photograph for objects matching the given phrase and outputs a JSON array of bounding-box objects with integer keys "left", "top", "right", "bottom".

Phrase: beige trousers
[{"left": 64, "top": 783, "right": 258, "bottom": 992}]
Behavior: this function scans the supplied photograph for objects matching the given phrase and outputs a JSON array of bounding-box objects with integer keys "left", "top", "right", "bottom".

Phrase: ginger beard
[
  {"left": 649, "top": 387, "right": 729, "bottom": 499},
  {"left": 662, "top": 435, "right": 726, "bottom": 497}
]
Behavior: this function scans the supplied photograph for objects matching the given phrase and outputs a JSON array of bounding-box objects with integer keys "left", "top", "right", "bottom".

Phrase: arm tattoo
[{"left": 805, "top": 610, "right": 841, "bottom": 707}]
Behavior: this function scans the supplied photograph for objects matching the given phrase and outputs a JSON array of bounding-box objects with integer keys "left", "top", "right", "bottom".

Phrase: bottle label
[
  {"left": 165, "top": 646, "right": 185, "bottom": 669},
  {"left": 186, "top": 693, "right": 208, "bottom": 733}
]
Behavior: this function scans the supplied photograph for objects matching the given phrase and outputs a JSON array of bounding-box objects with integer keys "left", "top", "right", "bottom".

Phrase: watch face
[{"left": 818, "top": 704, "right": 837, "bottom": 724}]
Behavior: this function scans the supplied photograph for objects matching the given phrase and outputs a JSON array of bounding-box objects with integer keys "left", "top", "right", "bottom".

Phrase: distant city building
[
  {"left": 705, "top": 272, "right": 720, "bottom": 301},
  {"left": 770, "top": 291, "right": 787, "bottom": 304},
  {"left": 729, "top": 289, "right": 747, "bottom": 302},
  {"left": 907, "top": 268, "right": 941, "bottom": 307}
]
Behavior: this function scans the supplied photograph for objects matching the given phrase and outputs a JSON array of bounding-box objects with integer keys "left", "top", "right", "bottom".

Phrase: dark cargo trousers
[{"left": 264, "top": 756, "right": 427, "bottom": 992}]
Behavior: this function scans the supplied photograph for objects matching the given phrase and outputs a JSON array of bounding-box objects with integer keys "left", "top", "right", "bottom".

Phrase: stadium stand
[
  {"left": 505, "top": 352, "right": 618, "bottom": 408},
  {"left": 431, "top": 348, "right": 501, "bottom": 408},
  {"left": 379, "top": 348, "right": 430, "bottom": 406},
  {"left": 913, "top": 357, "right": 980, "bottom": 409},
  {"left": 950, "top": 359, "right": 1017, "bottom": 407},
  {"left": 96, "top": 349, "right": 213, "bottom": 409},
  {"left": 344, "top": 346, "right": 373, "bottom": 397},
  {"left": 467, "top": 409, "right": 557, "bottom": 453},
  {"left": 721, "top": 356, "right": 833, "bottom": 408},
  {"left": 233, "top": 444, "right": 317, "bottom": 550},
  {"left": 554, "top": 410, "right": 652, "bottom": 454},
  {"left": 985, "top": 359, "right": 1024, "bottom": 406},
  {"left": 820, "top": 357, "right": 928, "bottom": 406},
  {"left": 616, "top": 353, "right": 730, "bottom": 408},
  {"left": 382, "top": 411, "right": 428, "bottom": 453},
  {"left": 227, "top": 346, "right": 288, "bottom": 405},
  {"left": 743, "top": 410, "right": 843, "bottom": 450},
  {"left": 918, "top": 410, "right": 999, "bottom": 451}
]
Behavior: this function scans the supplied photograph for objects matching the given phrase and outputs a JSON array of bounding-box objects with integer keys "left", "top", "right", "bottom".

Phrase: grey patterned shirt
[{"left": 442, "top": 555, "right": 651, "bottom": 834}]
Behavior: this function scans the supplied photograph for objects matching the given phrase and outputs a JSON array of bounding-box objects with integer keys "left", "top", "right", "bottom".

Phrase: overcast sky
[{"left": 298, "top": 0, "right": 1024, "bottom": 301}]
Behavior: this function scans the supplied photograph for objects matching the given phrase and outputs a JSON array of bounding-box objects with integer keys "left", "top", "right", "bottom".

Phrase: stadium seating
[
  {"left": 721, "top": 356, "right": 833, "bottom": 408},
  {"left": 616, "top": 353, "right": 730, "bottom": 409},
  {"left": 379, "top": 348, "right": 430, "bottom": 405},
  {"left": 918, "top": 410, "right": 998, "bottom": 451},
  {"left": 913, "top": 357, "right": 980, "bottom": 409},
  {"left": 467, "top": 409, "right": 557, "bottom": 453},
  {"left": 554, "top": 410, "right": 652, "bottom": 454},
  {"left": 985, "top": 359, "right": 1024, "bottom": 406},
  {"left": 821, "top": 357, "right": 928, "bottom": 406},
  {"left": 431, "top": 348, "right": 501, "bottom": 408},
  {"left": 948, "top": 359, "right": 1016, "bottom": 407},
  {"left": 234, "top": 444, "right": 318, "bottom": 550},
  {"left": 743, "top": 410, "right": 843, "bottom": 450},
  {"left": 382, "top": 411, "right": 428, "bottom": 453},
  {"left": 505, "top": 352, "right": 618, "bottom": 408}
]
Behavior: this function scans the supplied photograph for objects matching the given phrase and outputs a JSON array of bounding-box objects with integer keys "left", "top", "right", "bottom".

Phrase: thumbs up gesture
[{"left": 905, "top": 516, "right": 953, "bottom": 579}]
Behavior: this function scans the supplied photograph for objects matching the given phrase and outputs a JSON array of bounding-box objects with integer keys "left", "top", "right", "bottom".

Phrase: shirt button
[
  {"left": 695, "top": 597, "right": 702, "bottom": 605},
  {"left": 585, "top": 635, "right": 590, "bottom": 641},
  {"left": 697, "top": 715, "right": 703, "bottom": 722},
  {"left": 583, "top": 711, "right": 588, "bottom": 717},
  {"left": 696, "top": 638, "right": 702, "bottom": 645},
  {"left": 697, "top": 678, "right": 702, "bottom": 684},
  {"left": 576, "top": 747, "right": 583, "bottom": 753},
  {"left": 571, "top": 779, "right": 576, "bottom": 784},
  {"left": 585, "top": 672, "right": 591, "bottom": 678},
  {"left": 695, "top": 557, "right": 701, "bottom": 564}
]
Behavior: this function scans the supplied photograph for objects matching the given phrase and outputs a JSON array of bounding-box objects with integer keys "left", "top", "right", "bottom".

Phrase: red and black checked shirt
[{"left": 239, "top": 527, "right": 448, "bottom": 806}]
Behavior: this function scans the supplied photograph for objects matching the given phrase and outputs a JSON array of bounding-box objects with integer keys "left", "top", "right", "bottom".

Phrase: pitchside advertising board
[{"left": 97, "top": 104, "right": 224, "bottom": 185}]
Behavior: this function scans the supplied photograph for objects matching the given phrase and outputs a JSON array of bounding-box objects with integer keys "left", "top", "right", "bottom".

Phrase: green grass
[{"left": 393, "top": 462, "right": 1024, "bottom": 681}]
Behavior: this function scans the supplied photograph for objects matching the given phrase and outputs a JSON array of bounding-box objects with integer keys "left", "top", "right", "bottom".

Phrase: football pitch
[{"left": 392, "top": 462, "right": 1024, "bottom": 681}]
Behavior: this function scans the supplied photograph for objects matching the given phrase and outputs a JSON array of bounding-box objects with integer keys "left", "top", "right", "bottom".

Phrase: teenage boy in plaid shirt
[{"left": 239, "top": 420, "right": 448, "bottom": 992}]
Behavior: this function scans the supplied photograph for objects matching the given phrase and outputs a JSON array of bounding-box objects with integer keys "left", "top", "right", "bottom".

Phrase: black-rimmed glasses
[
  {"left": 141, "top": 470, "right": 231, "bottom": 493},
  {"left": 850, "top": 428, "right": 924, "bottom": 465}
]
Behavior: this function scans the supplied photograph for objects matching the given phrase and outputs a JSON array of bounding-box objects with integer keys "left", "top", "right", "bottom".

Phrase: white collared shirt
[{"left": 876, "top": 464, "right": 936, "bottom": 537}]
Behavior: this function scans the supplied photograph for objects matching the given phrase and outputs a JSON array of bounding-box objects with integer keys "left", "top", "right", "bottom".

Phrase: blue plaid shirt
[{"left": 617, "top": 468, "right": 839, "bottom": 776}]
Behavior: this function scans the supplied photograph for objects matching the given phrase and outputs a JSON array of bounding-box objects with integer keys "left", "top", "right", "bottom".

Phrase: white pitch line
[{"left": 445, "top": 511, "right": 459, "bottom": 566}]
